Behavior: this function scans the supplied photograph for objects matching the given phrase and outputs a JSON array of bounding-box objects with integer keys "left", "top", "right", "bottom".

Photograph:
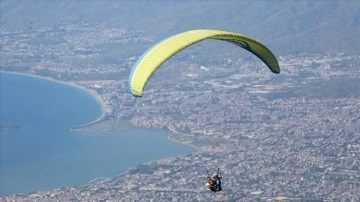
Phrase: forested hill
[{"left": 1, "top": 0, "right": 359, "bottom": 54}]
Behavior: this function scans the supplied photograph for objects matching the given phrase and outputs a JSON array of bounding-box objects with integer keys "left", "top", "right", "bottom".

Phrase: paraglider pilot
[{"left": 206, "top": 168, "right": 222, "bottom": 192}]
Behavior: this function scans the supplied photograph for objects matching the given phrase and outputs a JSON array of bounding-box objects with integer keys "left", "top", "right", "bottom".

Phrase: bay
[{"left": 0, "top": 72, "right": 195, "bottom": 196}]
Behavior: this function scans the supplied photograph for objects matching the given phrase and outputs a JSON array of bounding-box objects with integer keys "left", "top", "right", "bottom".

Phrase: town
[{"left": 1, "top": 23, "right": 359, "bottom": 201}]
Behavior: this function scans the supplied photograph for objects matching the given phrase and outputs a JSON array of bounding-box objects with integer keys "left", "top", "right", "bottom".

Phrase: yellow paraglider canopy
[{"left": 129, "top": 29, "right": 280, "bottom": 97}]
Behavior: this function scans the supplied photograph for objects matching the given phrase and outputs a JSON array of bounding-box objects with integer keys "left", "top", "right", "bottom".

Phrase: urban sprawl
[{"left": 1, "top": 23, "right": 359, "bottom": 201}]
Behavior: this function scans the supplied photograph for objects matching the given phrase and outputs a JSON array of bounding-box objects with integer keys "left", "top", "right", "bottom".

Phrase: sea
[{"left": 0, "top": 72, "right": 195, "bottom": 196}]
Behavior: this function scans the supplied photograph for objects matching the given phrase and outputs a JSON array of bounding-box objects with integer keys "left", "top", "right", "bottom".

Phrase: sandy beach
[{"left": 1, "top": 71, "right": 109, "bottom": 127}]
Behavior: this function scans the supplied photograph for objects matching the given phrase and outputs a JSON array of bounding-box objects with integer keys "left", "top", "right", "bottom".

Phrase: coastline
[
  {"left": 1, "top": 71, "right": 109, "bottom": 128},
  {"left": 166, "top": 125, "right": 200, "bottom": 151},
  {"left": 1, "top": 71, "right": 199, "bottom": 148},
  {"left": 1, "top": 70, "right": 200, "bottom": 197}
]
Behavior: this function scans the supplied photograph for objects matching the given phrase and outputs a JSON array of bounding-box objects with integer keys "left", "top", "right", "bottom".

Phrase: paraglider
[
  {"left": 128, "top": 30, "right": 281, "bottom": 193},
  {"left": 129, "top": 29, "right": 280, "bottom": 97},
  {"left": 206, "top": 168, "right": 223, "bottom": 193}
]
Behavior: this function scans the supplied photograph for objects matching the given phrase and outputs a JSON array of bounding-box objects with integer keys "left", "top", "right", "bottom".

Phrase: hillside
[{"left": 1, "top": 0, "right": 359, "bottom": 55}]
